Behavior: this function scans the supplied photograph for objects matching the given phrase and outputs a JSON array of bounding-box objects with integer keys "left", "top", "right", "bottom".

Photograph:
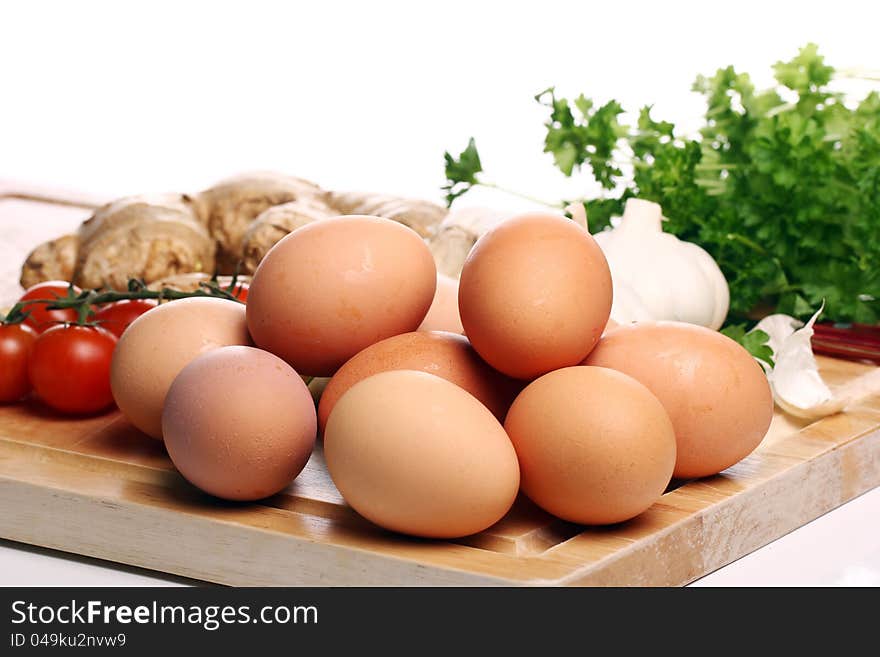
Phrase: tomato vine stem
[{"left": 1, "top": 278, "right": 245, "bottom": 326}]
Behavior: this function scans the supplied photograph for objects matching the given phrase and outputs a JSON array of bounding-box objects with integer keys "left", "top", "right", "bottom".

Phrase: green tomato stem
[{"left": 1, "top": 280, "right": 244, "bottom": 327}]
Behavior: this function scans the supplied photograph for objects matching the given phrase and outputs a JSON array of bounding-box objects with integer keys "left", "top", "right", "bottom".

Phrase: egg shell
[
  {"left": 583, "top": 321, "right": 774, "bottom": 479},
  {"left": 504, "top": 366, "right": 676, "bottom": 525},
  {"left": 418, "top": 273, "right": 464, "bottom": 333},
  {"left": 110, "top": 297, "right": 252, "bottom": 439},
  {"left": 317, "top": 331, "right": 521, "bottom": 432},
  {"left": 324, "top": 370, "right": 520, "bottom": 538},
  {"left": 246, "top": 215, "right": 437, "bottom": 376},
  {"left": 162, "top": 346, "right": 316, "bottom": 501},
  {"left": 458, "top": 212, "right": 612, "bottom": 379}
]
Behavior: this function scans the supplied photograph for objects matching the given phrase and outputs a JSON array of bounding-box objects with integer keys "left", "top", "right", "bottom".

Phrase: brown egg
[
  {"left": 162, "top": 346, "right": 316, "bottom": 501},
  {"left": 324, "top": 370, "right": 520, "bottom": 538},
  {"left": 505, "top": 366, "right": 676, "bottom": 525},
  {"left": 110, "top": 297, "right": 251, "bottom": 439},
  {"left": 458, "top": 212, "right": 612, "bottom": 379},
  {"left": 583, "top": 321, "right": 774, "bottom": 479},
  {"left": 246, "top": 215, "right": 436, "bottom": 376},
  {"left": 317, "top": 331, "right": 521, "bottom": 432},
  {"left": 418, "top": 273, "right": 463, "bottom": 333}
]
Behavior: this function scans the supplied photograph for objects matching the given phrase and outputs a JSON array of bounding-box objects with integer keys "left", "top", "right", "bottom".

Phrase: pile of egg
[{"left": 110, "top": 212, "right": 773, "bottom": 538}]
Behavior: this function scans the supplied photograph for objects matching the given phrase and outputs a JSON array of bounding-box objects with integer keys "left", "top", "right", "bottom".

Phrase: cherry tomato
[
  {"left": 230, "top": 281, "right": 249, "bottom": 303},
  {"left": 92, "top": 299, "right": 158, "bottom": 338},
  {"left": 0, "top": 323, "right": 38, "bottom": 402},
  {"left": 28, "top": 324, "right": 117, "bottom": 414},
  {"left": 18, "top": 281, "right": 81, "bottom": 332}
]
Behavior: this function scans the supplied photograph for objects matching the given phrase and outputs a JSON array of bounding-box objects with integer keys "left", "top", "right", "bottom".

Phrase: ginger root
[
  {"left": 195, "top": 172, "right": 326, "bottom": 272},
  {"left": 73, "top": 194, "right": 215, "bottom": 290},
  {"left": 19, "top": 173, "right": 464, "bottom": 292},
  {"left": 327, "top": 191, "right": 447, "bottom": 238},
  {"left": 20, "top": 233, "right": 80, "bottom": 289},
  {"left": 146, "top": 272, "right": 251, "bottom": 295},
  {"left": 428, "top": 207, "right": 509, "bottom": 278},
  {"left": 240, "top": 197, "right": 335, "bottom": 273}
]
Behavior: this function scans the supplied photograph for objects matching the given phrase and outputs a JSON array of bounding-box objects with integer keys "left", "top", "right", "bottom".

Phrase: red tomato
[
  {"left": 0, "top": 323, "right": 38, "bottom": 402},
  {"left": 19, "top": 281, "right": 81, "bottom": 332},
  {"left": 93, "top": 299, "right": 158, "bottom": 338},
  {"left": 230, "top": 282, "right": 249, "bottom": 303},
  {"left": 28, "top": 324, "right": 117, "bottom": 414}
]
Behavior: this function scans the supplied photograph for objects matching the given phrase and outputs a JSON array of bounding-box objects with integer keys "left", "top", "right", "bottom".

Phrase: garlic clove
[
  {"left": 752, "top": 313, "right": 804, "bottom": 372},
  {"left": 753, "top": 305, "right": 880, "bottom": 420},
  {"left": 565, "top": 202, "right": 589, "bottom": 231},
  {"left": 768, "top": 306, "right": 834, "bottom": 415},
  {"left": 774, "top": 369, "right": 880, "bottom": 421}
]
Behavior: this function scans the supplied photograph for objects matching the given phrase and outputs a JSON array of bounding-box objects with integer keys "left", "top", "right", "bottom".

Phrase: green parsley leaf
[
  {"left": 720, "top": 325, "right": 775, "bottom": 368},
  {"left": 536, "top": 88, "right": 626, "bottom": 187},
  {"left": 442, "top": 137, "right": 483, "bottom": 207},
  {"left": 442, "top": 44, "right": 880, "bottom": 323},
  {"left": 773, "top": 42, "right": 834, "bottom": 95}
]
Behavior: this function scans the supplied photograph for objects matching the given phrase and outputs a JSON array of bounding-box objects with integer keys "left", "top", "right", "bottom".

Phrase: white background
[
  {"left": 2, "top": 0, "right": 878, "bottom": 206},
  {"left": 2, "top": 0, "right": 879, "bottom": 586}
]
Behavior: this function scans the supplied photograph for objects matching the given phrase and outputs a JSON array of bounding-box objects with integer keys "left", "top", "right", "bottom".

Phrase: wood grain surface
[{"left": 1, "top": 191, "right": 879, "bottom": 586}]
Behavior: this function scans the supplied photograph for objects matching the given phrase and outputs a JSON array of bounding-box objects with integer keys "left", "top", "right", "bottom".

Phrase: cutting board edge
[
  {"left": 547, "top": 424, "right": 880, "bottom": 586},
  {"left": 2, "top": 424, "right": 879, "bottom": 586},
  {"left": 0, "top": 474, "right": 520, "bottom": 587}
]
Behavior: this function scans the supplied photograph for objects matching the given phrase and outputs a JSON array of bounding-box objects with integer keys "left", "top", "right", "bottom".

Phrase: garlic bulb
[{"left": 593, "top": 199, "right": 730, "bottom": 330}]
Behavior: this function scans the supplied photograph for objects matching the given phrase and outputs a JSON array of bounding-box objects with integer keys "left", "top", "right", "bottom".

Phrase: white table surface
[{"left": 1, "top": 485, "right": 879, "bottom": 586}]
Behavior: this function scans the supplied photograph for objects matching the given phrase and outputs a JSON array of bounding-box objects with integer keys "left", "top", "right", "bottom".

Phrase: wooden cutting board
[{"left": 1, "top": 189, "right": 879, "bottom": 586}]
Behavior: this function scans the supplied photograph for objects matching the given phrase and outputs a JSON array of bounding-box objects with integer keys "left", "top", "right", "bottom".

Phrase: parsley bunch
[{"left": 443, "top": 44, "right": 880, "bottom": 324}]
